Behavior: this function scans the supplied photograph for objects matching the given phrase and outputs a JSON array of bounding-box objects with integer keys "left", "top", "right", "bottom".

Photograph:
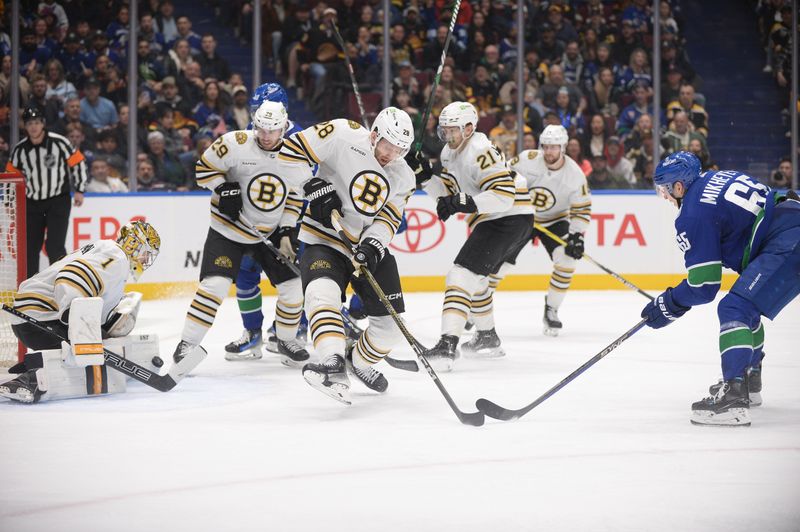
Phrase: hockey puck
[{"left": 151, "top": 356, "right": 164, "bottom": 368}]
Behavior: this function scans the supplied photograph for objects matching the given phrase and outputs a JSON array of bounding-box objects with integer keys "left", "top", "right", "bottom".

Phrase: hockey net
[{"left": 0, "top": 173, "right": 25, "bottom": 367}]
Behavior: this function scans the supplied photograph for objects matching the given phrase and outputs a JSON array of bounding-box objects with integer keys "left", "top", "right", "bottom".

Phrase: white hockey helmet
[
  {"left": 539, "top": 124, "right": 568, "bottom": 154},
  {"left": 437, "top": 101, "right": 478, "bottom": 143},
  {"left": 117, "top": 221, "right": 160, "bottom": 281},
  {"left": 252, "top": 100, "right": 288, "bottom": 132},
  {"left": 371, "top": 106, "right": 414, "bottom": 157}
]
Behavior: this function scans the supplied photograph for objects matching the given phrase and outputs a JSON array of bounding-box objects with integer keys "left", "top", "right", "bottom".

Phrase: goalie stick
[
  {"left": 2, "top": 304, "right": 203, "bottom": 392},
  {"left": 475, "top": 318, "right": 647, "bottom": 421},
  {"left": 534, "top": 223, "right": 654, "bottom": 301},
  {"left": 331, "top": 211, "right": 484, "bottom": 426}
]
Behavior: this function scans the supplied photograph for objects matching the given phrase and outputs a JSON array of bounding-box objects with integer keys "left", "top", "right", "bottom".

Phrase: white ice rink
[{"left": 1, "top": 290, "right": 799, "bottom": 532}]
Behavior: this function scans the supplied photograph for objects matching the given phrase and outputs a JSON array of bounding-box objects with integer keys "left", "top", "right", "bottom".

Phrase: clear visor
[{"left": 437, "top": 125, "right": 461, "bottom": 142}]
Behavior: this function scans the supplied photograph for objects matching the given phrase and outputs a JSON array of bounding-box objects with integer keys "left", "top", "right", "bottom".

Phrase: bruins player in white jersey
[
  {"left": 172, "top": 101, "right": 310, "bottom": 368},
  {"left": 278, "top": 107, "right": 416, "bottom": 404},
  {"left": 509, "top": 124, "right": 592, "bottom": 335},
  {"left": 417, "top": 102, "right": 534, "bottom": 371},
  {"left": 1, "top": 222, "right": 167, "bottom": 403}
]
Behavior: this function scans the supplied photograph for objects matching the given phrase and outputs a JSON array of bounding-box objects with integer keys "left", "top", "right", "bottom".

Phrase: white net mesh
[{"left": 0, "top": 176, "right": 23, "bottom": 367}]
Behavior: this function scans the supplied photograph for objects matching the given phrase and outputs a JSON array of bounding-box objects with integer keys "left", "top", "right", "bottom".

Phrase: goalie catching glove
[
  {"left": 215, "top": 182, "right": 243, "bottom": 219},
  {"left": 437, "top": 192, "right": 477, "bottom": 222},
  {"left": 303, "top": 177, "right": 342, "bottom": 229},
  {"left": 641, "top": 288, "right": 690, "bottom": 329},
  {"left": 353, "top": 237, "right": 385, "bottom": 274}
]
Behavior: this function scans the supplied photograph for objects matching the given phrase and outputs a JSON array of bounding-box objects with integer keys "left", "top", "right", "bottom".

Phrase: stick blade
[
  {"left": 459, "top": 411, "right": 486, "bottom": 426},
  {"left": 384, "top": 356, "right": 419, "bottom": 372},
  {"left": 475, "top": 398, "right": 521, "bottom": 421}
]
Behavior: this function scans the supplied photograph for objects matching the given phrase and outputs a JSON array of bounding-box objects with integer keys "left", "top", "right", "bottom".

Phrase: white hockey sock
[
  {"left": 274, "top": 277, "right": 303, "bottom": 342},
  {"left": 353, "top": 315, "right": 403, "bottom": 366},
  {"left": 182, "top": 276, "right": 230, "bottom": 345},
  {"left": 305, "top": 278, "right": 345, "bottom": 361},
  {"left": 441, "top": 265, "right": 487, "bottom": 336},
  {"left": 471, "top": 263, "right": 511, "bottom": 330},
  {"left": 546, "top": 248, "right": 576, "bottom": 310}
]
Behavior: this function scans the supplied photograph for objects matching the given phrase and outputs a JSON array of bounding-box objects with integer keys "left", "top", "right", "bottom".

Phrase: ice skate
[
  {"left": 302, "top": 354, "right": 351, "bottom": 404},
  {"left": 692, "top": 377, "right": 751, "bottom": 426},
  {"left": 0, "top": 370, "right": 43, "bottom": 404},
  {"left": 462, "top": 328, "right": 505, "bottom": 358},
  {"left": 224, "top": 328, "right": 263, "bottom": 361},
  {"left": 277, "top": 339, "right": 310, "bottom": 368},
  {"left": 708, "top": 363, "right": 763, "bottom": 407},
  {"left": 424, "top": 334, "right": 459, "bottom": 372},
  {"left": 173, "top": 340, "right": 198, "bottom": 363},
  {"left": 543, "top": 297, "right": 562, "bottom": 337},
  {"left": 264, "top": 322, "right": 279, "bottom": 353},
  {"left": 346, "top": 348, "right": 388, "bottom": 393}
]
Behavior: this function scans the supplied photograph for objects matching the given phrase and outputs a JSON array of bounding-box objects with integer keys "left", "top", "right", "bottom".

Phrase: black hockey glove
[
  {"left": 641, "top": 288, "right": 690, "bottom": 329},
  {"left": 215, "top": 182, "right": 243, "bottom": 220},
  {"left": 405, "top": 151, "right": 433, "bottom": 188},
  {"left": 274, "top": 225, "right": 300, "bottom": 261},
  {"left": 303, "top": 177, "right": 342, "bottom": 229},
  {"left": 436, "top": 193, "right": 477, "bottom": 222},
  {"left": 564, "top": 232, "right": 585, "bottom": 260},
  {"left": 353, "top": 237, "right": 386, "bottom": 273}
]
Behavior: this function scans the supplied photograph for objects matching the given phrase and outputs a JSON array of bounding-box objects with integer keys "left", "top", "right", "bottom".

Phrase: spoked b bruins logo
[
  {"left": 530, "top": 186, "right": 556, "bottom": 212},
  {"left": 349, "top": 171, "right": 390, "bottom": 216},
  {"left": 247, "top": 173, "right": 287, "bottom": 212}
]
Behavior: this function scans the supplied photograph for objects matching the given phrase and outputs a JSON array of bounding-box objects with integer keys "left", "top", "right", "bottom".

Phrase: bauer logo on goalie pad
[
  {"left": 248, "top": 173, "right": 287, "bottom": 212},
  {"left": 350, "top": 171, "right": 390, "bottom": 216},
  {"left": 530, "top": 187, "right": 556, "bottom": 212},
  {"left": 214, "top": 255, "right": 233, "bottom": 268}
]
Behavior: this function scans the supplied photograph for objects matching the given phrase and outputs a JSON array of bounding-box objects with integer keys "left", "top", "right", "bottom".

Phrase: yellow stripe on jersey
[
  {"left": 14, "top": 292, "right": 58, "bottom": 311},
  {"left": 294, "top": 133, "right": 320, "bottom": 165},
  {"left": 210, "top": 211, "right": 260, "bottom": 241},
  {"left": 74, "top": 259, "right": 104, "bottom": 295},
  {"left": 300, "top": 222, "right": 352, "bottom": 254},
  {"left": 197, "top": 154, "right": 224, "bottom": 173},
  {"left": 479, "top": 171, "right": 513, "bottom": 188},
  {"left": 54, "top": 277, "right": 92, "bottom": 298}
]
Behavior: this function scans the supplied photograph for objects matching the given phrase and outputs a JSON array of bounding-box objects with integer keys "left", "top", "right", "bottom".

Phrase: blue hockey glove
[
  {"left": 437, "top": 193, "right": 477, "bottom": 222},
  {"left": 641, "top": 288, "right": 690, "bottom": 329}
]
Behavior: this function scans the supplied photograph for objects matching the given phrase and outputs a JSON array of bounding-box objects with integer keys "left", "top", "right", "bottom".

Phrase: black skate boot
[
  {"left": 692, "top": 377, "right": 750, "bottom": 426},
  {"left": 302, "top": 354, "right": 351, "bottom": 404},
  {"left": 462, "top": 328, "right": 505, "bottom": 358},
  {"left": 264, "top": 322, "right": 279, "bottom": 354},
  {"left": 747, "top": 363, "right": 763, "bottom": 407},
  {"left": 543, "top": 297, "right": 562, "bottom": 337},
  {"left": 173, "top": 340, "right": 197, "bottom": 363},
  {"left": 0, "top": 369, "right": 43, "bottom": 403},
  {"left": 277, "top": 339, "right": 310, "bottom": 368},
  {"left": 424, "top": 334, "right": 459, "bottom": 372},
  {"left": 224, "top": 329, "right": 263, "bottom": 361},
  {"left": 345, "top": 347, "right": 388, "bottom": 393}
]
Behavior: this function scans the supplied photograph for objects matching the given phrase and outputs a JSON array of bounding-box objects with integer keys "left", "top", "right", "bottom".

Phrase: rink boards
[{"left": 49, "top": 190, "right": 736, "bottom": 298}]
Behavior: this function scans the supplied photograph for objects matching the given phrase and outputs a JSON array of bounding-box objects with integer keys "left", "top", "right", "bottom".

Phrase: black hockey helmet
[{"left": 22, "top": 107, "right": 45, "bottom": 124}]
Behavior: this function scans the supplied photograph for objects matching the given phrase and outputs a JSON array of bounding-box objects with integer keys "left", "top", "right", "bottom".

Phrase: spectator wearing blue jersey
[
  {"left": 616, "top": 82, "right": 664, "bottom": 139},
  {"left": 642, "top": 151, "right": 800, "bottom": 427},
  {"left": 561, "top": 41, "right": 584, "bottom": 85},
  {"left": 170, "top": 16, "right": 203, "bottom": 54},
  {"left": 20, "top": 28, "right": 52, "bottom": 75},
  {"left": 80, "top": 77, "right": 118, "bottom": 130}
]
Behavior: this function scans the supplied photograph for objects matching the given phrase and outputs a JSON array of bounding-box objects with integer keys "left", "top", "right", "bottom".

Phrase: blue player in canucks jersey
[
  {"left": 224, "top": 83, "right": 307, "bottom": 360},
  {"left": 641, "top": 151, "right": 800, "bottom": 426}
]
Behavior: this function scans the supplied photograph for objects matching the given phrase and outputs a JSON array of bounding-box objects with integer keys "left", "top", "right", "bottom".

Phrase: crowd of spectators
[{"left": 0, "top": 0, "right": 717, "bottom": 192}]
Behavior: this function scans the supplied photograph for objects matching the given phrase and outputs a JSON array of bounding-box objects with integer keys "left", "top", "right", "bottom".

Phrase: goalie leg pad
[
  {"left": 104, "top": 334, "right": 163, "bottom": 374},
  {"left": 67, "top": 297, "right": 104, "bottom": 367}
]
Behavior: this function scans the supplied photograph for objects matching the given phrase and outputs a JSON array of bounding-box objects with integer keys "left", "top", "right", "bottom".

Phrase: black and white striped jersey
[{"left": 6, "top": 131, "right": 88, "bottom": 200}]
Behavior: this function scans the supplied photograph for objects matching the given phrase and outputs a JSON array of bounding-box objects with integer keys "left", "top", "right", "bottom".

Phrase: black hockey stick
[
  {"left": 331, "top": 211, "right": 484, "bottom": 426},
  {"left": 1, "top": 304, "right": 200, "bottom": 392},
  {"left": 535, "top": 223, "right": 654, "bottom": 301},
  {"left": 238, "top": 214, "right": 301, "bottom": 276},
  {"left": 330, "top": 20, "right": 369, "bottom": 128},
  {"left": 339, "top": 305, "right": 419, "bottom": 372},
  {"left": 413, "top": 0, "right": 462, "bottom": 155},
  {"left": 475, "top": 318, "right": 647, "bottom": 421}
]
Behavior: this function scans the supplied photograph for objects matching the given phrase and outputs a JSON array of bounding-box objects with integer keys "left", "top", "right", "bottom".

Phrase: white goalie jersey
[
  {"left": 12, "top": 240, "right": 130, "bottom": 325},
  {"left": 424, "top": 132, "right": 533, "bottom": 230},
  {"left": 195, "top": 130, "right": 305, "bottom": 244},
  {"left": 278, "top": 119, "right": 415, "bottom": 254},
  {"left": 509, "top": 149, "right": 592, "bottom": 233}
]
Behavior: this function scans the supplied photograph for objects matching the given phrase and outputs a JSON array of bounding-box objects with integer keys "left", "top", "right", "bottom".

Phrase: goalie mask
[{"left": 117, "top": 221, "right": 161, "bottom": 281}]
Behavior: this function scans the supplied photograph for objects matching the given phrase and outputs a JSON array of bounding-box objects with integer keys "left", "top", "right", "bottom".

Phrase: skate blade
[
  {"left": 749, "top": 392, "right": 762, "bottom": 407},
  {"left": 303, "top": 370, "right": 352, "bottom": 405},
  {"left": 543, "top": 327, "right": 561, "bottom": 337},
  {"left": 224, "top": 349, "right": 264, "bottom": 361},
  {"left": 690, "top": 407, "right": 751, "bottom": 426},
  {"left": 462, "top": 346, "right": 506, "bottom": 359},
  {"left": 0, "top": 386, "right": 35, "bottom": 404}
]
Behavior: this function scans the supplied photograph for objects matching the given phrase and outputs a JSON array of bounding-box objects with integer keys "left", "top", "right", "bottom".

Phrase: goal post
[{"left": 0, "top": 173, "right": 26, "bottom": 367}]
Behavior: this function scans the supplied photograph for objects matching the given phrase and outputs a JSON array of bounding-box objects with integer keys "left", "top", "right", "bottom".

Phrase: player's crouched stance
[
  {"left": 278, "top": 108, "right": 416, "bottom": 404},
  {"left": 0, "top": 222, "right": 177, "bottom": 403},
  {"left": 173, "top": 101, "right": 309, "bottom": 368},
  {"left": 642, "top": 152, "right": 800, "bottom": 426}
]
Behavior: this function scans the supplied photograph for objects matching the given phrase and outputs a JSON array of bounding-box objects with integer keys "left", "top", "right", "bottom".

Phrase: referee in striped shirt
[{"left": 6, "top": 107, "right": 88, "bottom": 277}]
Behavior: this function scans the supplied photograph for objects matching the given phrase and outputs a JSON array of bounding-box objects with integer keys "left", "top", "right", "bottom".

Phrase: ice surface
[{"left": 1, "top": 291, "right": 798, "bottom": 532}]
